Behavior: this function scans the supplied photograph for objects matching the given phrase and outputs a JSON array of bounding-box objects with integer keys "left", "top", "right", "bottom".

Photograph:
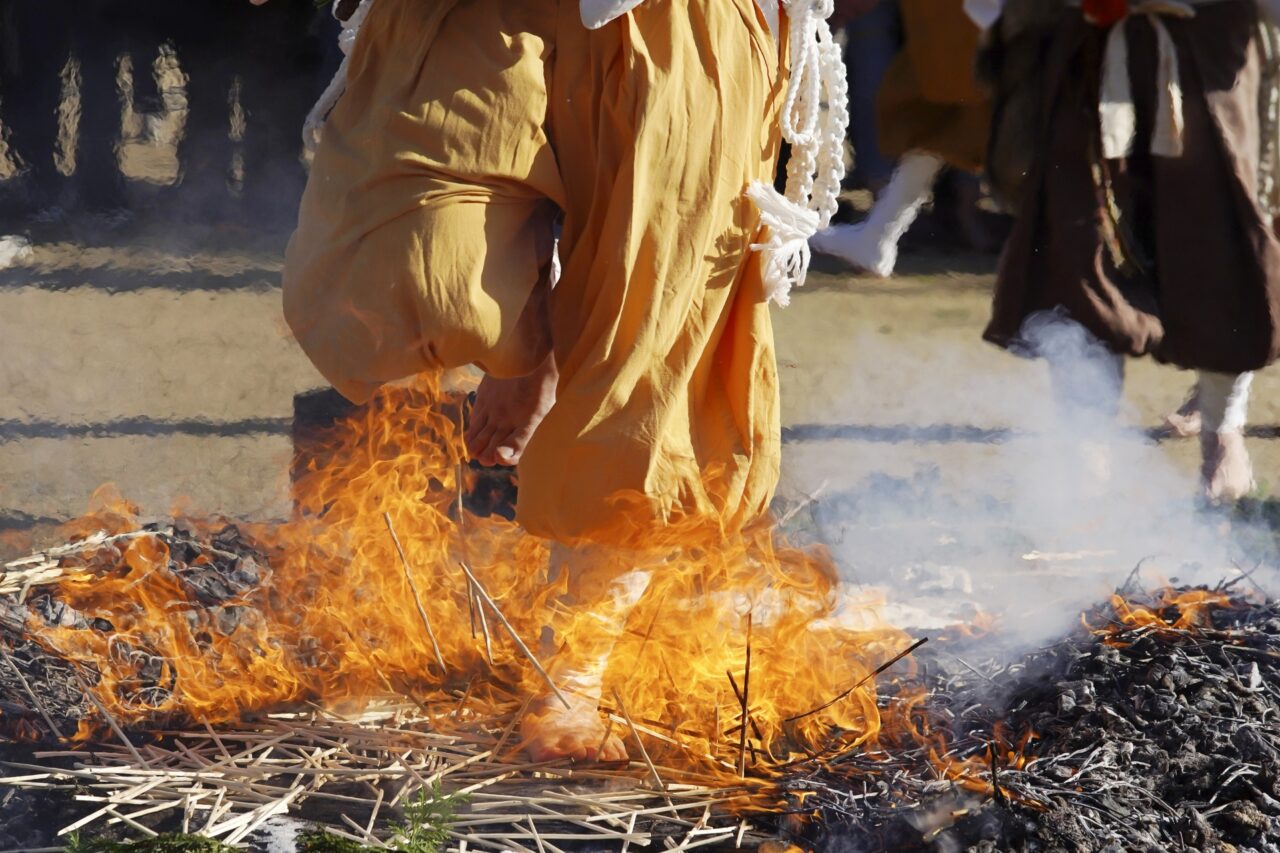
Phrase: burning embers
[
  {"left": 0, "top": 375, "right": 920, "bottom": 845},
  {"left": 4, "top": 376, "right": 1280, "bottom": 850},
  {"left": 795, "top": 584, "right": 1280, "bottom": 851},
  {"left": 0, "top": 524, "right": 270, "bottom": 739}
]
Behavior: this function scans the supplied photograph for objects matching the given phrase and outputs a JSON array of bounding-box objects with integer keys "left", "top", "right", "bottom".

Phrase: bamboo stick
[
  {"left": 70, "top": 668, "right": 149, "bottom": 769},
  {"left": 737, "top": 613, "right": 752, "bottom": 777},
  {"left": 456, "top": 561, "right": 570, "bottom": 711},
  {"left": 609, "top": 688, "right": 665, "bottom": 793},
  {"left": 474, "top": 594, "right": 495, "bottom": 665},
  {"left": 0, "top": 647, "right": 65, "bottom": 740},
  {"left": 785, "top": 636, "right": 928, "bottom": 723},
  {"left": 365, "top": 787, "right": 385, "bottom": 839},
  {"left": 340, "top": 811, "right": 387, "bottom": 849},
  {"left": 490, "top": 696, "right": 532, "bottom": 762},
  {"left": 383, "top": 512, "right": 449, "bottom": 674},
  {"left": 593, "top": 717, "right": 616, "bottom": 763},
  {"left": 102, "top": 805, "right": 158, "bottom": 837}
]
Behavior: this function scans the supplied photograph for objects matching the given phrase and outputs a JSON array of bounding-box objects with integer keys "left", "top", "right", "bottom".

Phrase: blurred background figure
[
  {"left": 819, "top": 0, "right": 1005, "bottom": 276},
  {"left": 139, "top": 0, "right": 318, "bottom": 226},
  {"left": 0, "top": 0, "right": 330, "bottom": 236},
  {"left": 832, "top": 0, "right": 900, "bottom": 196},
  {"left": 2, "top": 0, "right": 1005, "bottom": 254},
  {"left": 0, "top": 0, "right": 130, "bottom": 218}
]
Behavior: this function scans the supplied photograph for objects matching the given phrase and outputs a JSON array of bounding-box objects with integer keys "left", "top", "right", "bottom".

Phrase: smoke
[{"left": 788, "top": 311, "right": 1276, "bottom": 649}]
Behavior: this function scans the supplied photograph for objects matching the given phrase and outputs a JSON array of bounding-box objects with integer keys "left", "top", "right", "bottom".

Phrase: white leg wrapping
[
  {"left": 544, "top": 544, "right": 654, "bottom": 700},
  {"left": 551, "top": 570, "right": 652, "bottom": 699},
  {"left": 1197, "top": 371, "right": 1253, "bottom": 434},
  {"left": 809, "top": 151, "right": 944, "bottom": 277}
]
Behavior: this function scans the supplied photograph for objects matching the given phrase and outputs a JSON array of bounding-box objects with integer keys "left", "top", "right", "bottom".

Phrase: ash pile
[
  {"left": 0, "top": 524, "right": 269, "bottom": 740},
  {"left": 10, "top": 521, "right": 1280, "bottom": 851},
  {"left": 795, "top": 583, "right": 1280, "bottom": 852}
]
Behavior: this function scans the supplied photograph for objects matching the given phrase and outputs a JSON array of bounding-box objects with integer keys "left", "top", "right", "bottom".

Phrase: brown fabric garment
[
  {"left": 898, "top": 0, "right": 984, "bottom": 104},
  {"left": 976, "top": 0, "right": 1064, "bottom": 212},
  {"left": 986, "top": 3, "right": 1280, "bottom": 373},
  {"left": 876, "top": 0, "right": 990, "bottom": 171}
]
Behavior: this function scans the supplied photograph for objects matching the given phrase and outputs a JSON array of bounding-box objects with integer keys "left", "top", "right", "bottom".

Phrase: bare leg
[
  {"left": 465, "top": 264, "right": 557, "bottom": 467},
  {"left": 1198, "top": 371, "right": 1254, "bottom": 503}
]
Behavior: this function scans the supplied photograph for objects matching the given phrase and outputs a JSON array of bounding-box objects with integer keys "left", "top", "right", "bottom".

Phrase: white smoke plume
[{"left": 786, "top": 311, "right": 1275, "bottom": 649}]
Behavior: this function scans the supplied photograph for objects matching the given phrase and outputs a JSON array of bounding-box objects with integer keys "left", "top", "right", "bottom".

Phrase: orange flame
[
  {"left": 1107, "top": 588, "right": 1230, "bottom": 634},
  {"left": 14, "top": 375, "right": 915, "bottom": 777}
]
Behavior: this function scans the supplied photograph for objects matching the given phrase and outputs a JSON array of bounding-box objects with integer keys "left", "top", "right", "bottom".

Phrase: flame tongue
[
  {"left": 1108, "top": 587, "right": 1231, "bottom": 633},
  {"left": 8, "top": 375, "right": 911, "bottom": 776}
]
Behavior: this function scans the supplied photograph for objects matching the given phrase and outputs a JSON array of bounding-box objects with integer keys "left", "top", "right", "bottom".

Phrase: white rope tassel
[
  {"left": 303, "top": 0, "right": 376, "bottom": 154},
  {"left": 752, "top": 0, "right": 850, "bottom": 306},
  {"left": 747, "top": 182, "right": 819, "bottom": 307}
]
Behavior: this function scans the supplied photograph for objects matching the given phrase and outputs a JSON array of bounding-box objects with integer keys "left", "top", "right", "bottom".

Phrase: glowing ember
[{"left": 1107, "top": 588, "right": 1232, "bottom": 633}]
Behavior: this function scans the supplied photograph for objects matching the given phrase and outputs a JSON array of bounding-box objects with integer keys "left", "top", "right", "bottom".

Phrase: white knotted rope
[
  {"left": 302, "top": 0, "right": 376, "bottom": 154},
  {"left": 749, "top": 0, "right": 849, "bottom": 307},
  {"left": 302, "top": 0, "right": 847, "bottom": 308}
]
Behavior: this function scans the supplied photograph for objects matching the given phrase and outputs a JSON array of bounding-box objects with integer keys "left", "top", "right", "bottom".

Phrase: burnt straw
[{"left": 6, "top": 524, "right": 1280, "bottom": 850}]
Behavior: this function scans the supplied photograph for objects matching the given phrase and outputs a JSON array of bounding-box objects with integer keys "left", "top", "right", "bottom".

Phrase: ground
[{"left": 2, "top": 228, "right": 1277, "bottom": 628}]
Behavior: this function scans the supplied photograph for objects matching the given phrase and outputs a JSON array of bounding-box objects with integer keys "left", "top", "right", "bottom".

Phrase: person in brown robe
[{"left": 983, "top": 1, "right": 1280, "bottom": 501}]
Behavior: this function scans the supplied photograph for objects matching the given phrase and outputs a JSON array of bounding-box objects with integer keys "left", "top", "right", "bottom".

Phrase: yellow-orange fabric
[
  {"left": 284, "top": 0, "right": 786, "bottom": 543},
  {"left": 876, "top": 0, "right": 990, "bottom": 172}
]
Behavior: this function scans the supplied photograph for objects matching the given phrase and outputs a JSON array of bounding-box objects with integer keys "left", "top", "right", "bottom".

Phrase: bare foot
[
  {"left": 465, "top": 352, "right": 557, "bottom": 467},
  {"left": 1165, "top": 392, "right": 1202, "bottom": 438},
  {"left": 520, "top": 692, "right": 628, "bottom": 763},
  {"left": 1201, "top": 431, "right": 1255, "bottom": 503}
]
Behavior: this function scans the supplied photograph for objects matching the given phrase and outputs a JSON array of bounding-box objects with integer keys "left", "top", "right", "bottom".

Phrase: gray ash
[
  {"left": 791, "top": 584, "right": 1280, "bottom": 852},
  {"left": 0, "top": 523, "right": 270, "bottom": 739}
]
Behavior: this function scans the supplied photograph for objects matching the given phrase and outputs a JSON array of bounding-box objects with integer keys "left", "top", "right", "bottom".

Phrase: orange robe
[
  {"left": 877, "top": 0, "right": 990, "bottom": 172},
  {"left": 283, "top": 0, "right": 786, "bottom": 543}
]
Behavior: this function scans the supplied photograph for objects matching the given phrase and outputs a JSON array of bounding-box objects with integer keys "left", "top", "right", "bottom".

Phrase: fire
[
  {"left": 7, "top": 374, "right": 914, "bottom": 777},
  {"left": 1107, "top": 587, "right": 1231, "bottom": 633}
]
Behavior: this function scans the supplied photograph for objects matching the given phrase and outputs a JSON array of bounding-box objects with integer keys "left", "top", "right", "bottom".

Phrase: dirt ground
[{"left": 2, "top": 225, "right": 1278, "bottom": 624}]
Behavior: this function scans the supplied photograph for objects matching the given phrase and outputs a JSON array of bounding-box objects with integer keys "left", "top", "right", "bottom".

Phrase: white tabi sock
[
  {"left": 809, "top": 151, "right": 945, "bottom": 277},
  {"left": 549, "top": 571, "right": 651, "bottom": 704}
]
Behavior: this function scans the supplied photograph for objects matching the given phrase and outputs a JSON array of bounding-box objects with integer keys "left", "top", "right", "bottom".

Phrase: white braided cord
[
  {"left": 752, "top": 0, "right": 849, "bottom": 306},
  {"left": 300, "top": 0, "right": 849, "bottom": 308},
  {"left": 302, "top": 0, "right": 376, "bottom": 153}
]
